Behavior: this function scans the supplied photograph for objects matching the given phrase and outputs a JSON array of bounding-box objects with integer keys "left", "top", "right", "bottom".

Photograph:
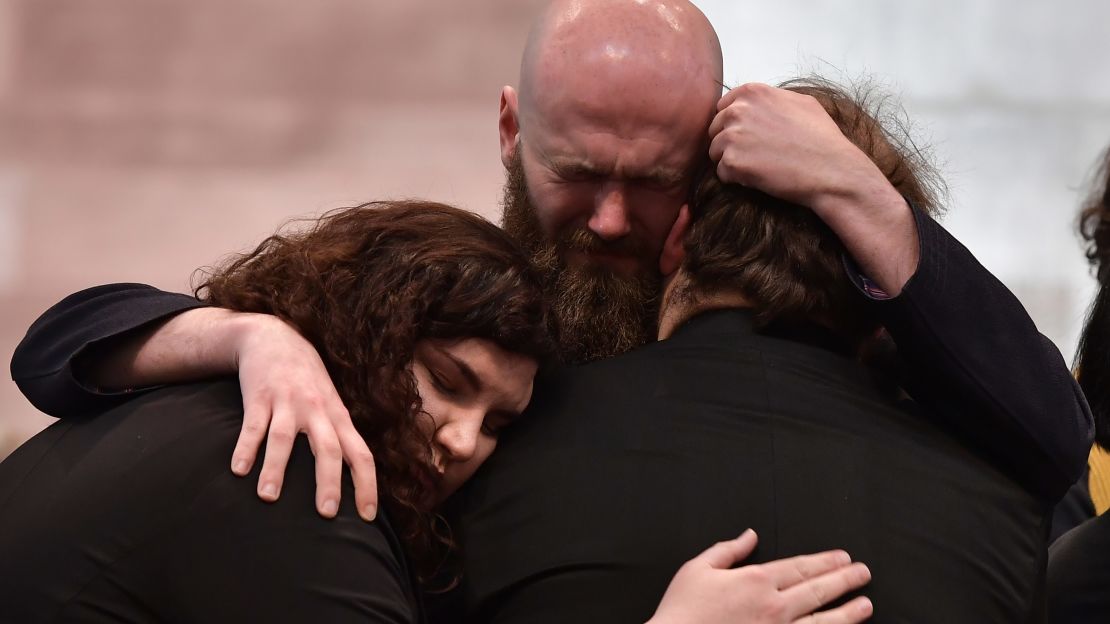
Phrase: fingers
[
  {"left": 759, "top": 549, "right": 854, "bottom": 589},
  {"left": 306, "top": 419, "right": 344, "bottom": 518},
  {"left": 335, "top": 417, "right": 379, "bottom": 521},
  {"left": 796, "top": 596, "right": 874, "bottom": 624},
  {"left": 708, "top": 127, "right": 728, "bottom": 164},
  {"left": 256, "top": 407, "right": 296, "bottom": 503},
  {"left": 695, "top": 529, "right": 759, "bottom": 569},
  {"left": 716, "top": 81, "right": 764, "bottom": 112},
  {"left": 781, "top": 562, "right": 872, "bottom": 620},
  {"left": 231, "top": 400, "right": 271, "bottom": 476}
]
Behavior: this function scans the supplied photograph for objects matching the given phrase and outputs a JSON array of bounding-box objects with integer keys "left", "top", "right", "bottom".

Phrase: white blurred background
[{"left": 3, "top": 0, "right": 1109, "bottom": 458}]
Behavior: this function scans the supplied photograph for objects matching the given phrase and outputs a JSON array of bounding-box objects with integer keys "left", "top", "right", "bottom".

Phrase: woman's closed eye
[{"left": 429, "top": 368, "right": 460, "bottom": 397}]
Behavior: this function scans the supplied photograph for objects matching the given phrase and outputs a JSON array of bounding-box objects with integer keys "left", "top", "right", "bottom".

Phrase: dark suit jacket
[
  {"left": 451, "top": 309, "right": 1048, "bottom": 624},
  {"left": 0, "top": 381, "right": 423, "bottom": 623}
]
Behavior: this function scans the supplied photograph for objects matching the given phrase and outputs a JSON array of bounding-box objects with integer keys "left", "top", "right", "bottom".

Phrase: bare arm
[{"left": 80, "top": 307, "right": 245, "bottom": 389}]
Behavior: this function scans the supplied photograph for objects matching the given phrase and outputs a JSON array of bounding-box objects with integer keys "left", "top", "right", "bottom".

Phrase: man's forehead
[{"left": 524, "top": 100, "right": 708, "bottom": 177}]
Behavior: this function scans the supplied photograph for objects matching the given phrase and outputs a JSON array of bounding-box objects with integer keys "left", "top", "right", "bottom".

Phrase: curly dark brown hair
[
  {"left": 1078, "top": 147, "right": 1110, "bottom": 282},
  {"left": 194, "top": 200, "right": 556, "bottom": 577},
  {"left": 682, "top": 78, "right": 944, "bottom": 348},
  {"left": 1075, "top": 147, "right": 1110, "bottom": 448}
]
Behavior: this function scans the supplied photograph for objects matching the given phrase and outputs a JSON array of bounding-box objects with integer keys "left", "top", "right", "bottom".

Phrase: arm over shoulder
[{"left": 10, "top": 283, "right": 206, "bottom": 417}]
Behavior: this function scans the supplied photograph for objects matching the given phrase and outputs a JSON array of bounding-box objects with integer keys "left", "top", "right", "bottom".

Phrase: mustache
[{"left": 557, "top": 228, "right": 649, "bottom": 258}]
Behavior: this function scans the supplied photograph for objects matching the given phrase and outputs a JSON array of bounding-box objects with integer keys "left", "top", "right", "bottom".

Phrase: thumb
[{"left": 697, "top": 529, "right": 758, "bottom": 569}]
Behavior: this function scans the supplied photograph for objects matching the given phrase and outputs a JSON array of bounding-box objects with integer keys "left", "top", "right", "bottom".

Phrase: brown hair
[
  {"left": 194, "top": 200, "right": 556, "bottom": 576},
  {"left": 1075, "top": 147, "right": 1110, "bottom": 448},
  {"left": 681, "top": 78, "right": 943, "bottom": 347}
]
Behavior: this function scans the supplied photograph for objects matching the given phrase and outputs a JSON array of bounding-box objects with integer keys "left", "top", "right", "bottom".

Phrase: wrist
[
  {"left": 223, "top": 311, "right": 289, "bottom": 372},
  {"left": 808, "top": 163, "right": 907, "bottom": 226}
]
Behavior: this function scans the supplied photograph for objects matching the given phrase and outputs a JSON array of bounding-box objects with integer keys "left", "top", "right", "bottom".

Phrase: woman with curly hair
[{"left": 0, "top": 200, "right": 554, "bottom": 622}]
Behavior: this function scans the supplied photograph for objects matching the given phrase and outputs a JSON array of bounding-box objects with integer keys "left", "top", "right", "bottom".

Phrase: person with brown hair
[
  {"left": 0, "top": 200, "right": 552, "bottom": 621},
  {"left": 0, "top": 200, "right": 874, "bottom": 623},
  {"left": 449, "top": 80, "right": 1057, "bottom": 622}
]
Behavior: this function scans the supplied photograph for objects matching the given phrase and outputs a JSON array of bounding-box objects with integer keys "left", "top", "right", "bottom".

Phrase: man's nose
[{"left": 588, "top": 182, "right": 632, "bottom": 241}]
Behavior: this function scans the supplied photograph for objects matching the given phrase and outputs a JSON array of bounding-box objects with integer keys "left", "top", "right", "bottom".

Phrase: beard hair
[{"left": 501, "top": 152, "right": 661, "bottom": 365}]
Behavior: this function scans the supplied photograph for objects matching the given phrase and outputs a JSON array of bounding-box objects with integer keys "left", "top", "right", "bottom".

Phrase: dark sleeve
[
  {"left": 858, "top": 206, "right": 1094, "bottom": 502},
  {"left": 9, "top": 283, "right": 207, "bottom": 417}
]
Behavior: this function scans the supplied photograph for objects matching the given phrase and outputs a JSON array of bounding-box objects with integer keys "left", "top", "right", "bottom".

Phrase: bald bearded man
[{"left": 11, "top": 1, "right": 1091, "bottom": 621}]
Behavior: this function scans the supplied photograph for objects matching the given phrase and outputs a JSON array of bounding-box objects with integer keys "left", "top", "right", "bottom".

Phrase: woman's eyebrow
[{"left": 433, "top": 346, "right": 482, "bottom": 392}]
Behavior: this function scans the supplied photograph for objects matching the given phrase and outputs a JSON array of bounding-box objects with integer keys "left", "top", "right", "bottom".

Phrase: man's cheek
[{"left": 535, "top": 188, "right": 595, "bottom": 235}]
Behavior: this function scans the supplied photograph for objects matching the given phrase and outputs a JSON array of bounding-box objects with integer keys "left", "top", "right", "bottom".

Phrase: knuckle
[
  {"left": 319, "top": 441, "right": 343, "bottom": 461},
  {"left": 241, "top": 419, "right": 267, "bottom": 436},
  {"left": 808, "top": 580, "right": 831, "bottom": 605},
  {"left": 349, "top": 448, "right": 376, "bottom": 467},
  {"left": 744, "top": 566, "right": 770, "bottom": 586},
  {"left": 301, "top": 394, "right": 325, "bottom": 412},
  {"left": 760, "top": 596, "right": 786, "bottom": 619},
  {"left": 268, "top": 427, "right": 296, "bottom": 446}
]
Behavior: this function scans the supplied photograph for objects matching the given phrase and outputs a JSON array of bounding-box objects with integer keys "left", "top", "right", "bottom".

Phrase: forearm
[
  {"left": 81, "top": 307, "right": 262, "bottom": 391},
  {"left": 10, "top": 284, "right": 207, "bottom": 416},
  {"left": 809, "top": 168, "right": 920, "bottom": 297}
]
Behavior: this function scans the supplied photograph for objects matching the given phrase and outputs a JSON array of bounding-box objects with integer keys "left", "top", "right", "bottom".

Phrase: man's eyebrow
[
  {"left": 550, "top": 159, "right": 684, "bottom": 187},
  {"left": 633, "top": 168, "right": 686, "bottom": 188},
  {"left": 435, "top": 346, "right": 482, "bottom": 392},
  {"left": 549, "top": 158, "right": 604, "bottom": 178}
]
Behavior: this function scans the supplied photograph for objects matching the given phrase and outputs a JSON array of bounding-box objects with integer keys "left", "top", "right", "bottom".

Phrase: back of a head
[{"left": 681, "top": 78, "right": 943, "bottom": 348}]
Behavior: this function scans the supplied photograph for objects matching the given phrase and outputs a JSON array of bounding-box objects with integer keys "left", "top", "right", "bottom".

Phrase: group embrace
[{"left": 0, "top": 2, "right": 1099, "bottom": 623}]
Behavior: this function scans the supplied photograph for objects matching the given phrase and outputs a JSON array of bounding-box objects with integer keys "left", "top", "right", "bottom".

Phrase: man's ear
[
  {"left": 659, "top": 204, "right": 691, "bottom": 277},
  {"left": 499, "top": 86, "right": 521, "bottom": 167}
]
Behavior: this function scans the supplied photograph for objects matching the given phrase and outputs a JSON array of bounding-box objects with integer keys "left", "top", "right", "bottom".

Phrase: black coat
[{"left": 0, "top": 381, "right": 424, "bottom": 623}]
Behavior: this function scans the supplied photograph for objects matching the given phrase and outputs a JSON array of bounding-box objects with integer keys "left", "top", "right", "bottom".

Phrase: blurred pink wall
[{"left": 0, "top": 0, "right": 545, "bottom": 457}]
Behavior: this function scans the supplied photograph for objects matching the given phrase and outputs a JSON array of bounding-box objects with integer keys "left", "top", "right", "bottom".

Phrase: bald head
[
  {"left": 496, "top": 1, "right": 725, "bottom": 362},
  {"left": 519, "top": 0, "right": 722, "bottom": 122}
]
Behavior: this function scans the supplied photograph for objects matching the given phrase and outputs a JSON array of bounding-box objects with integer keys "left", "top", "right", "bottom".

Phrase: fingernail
[
  {"left": 260, "top": 483, "right": 278, "bottom": 500},
  {"left": 740, "top": 528, "right": 755, "bottom": 538},
  {"left": 857, "top": 563, "right": 872, "bottom": 581},
  {"left": 858, "top": 597, "right": 873, "bottom": 613},
  {"left": 836, "top": 550, "right": 851, "bottom": 565},
  {"left": 321, "top": 499, "right": 338, "bottom": 516},
  {"left": 362, "top": 504, "right": 377, "bottom": 522},
  {"left": 233, "top": 459, "right": 248, "bottom": 475}
]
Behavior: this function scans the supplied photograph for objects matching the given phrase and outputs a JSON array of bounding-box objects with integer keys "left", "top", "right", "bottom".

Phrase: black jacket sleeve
[
  {"left": 10, "top": 283, "right": 207, "bottom": 417},
  {"left": 862, "top": 207, "right": 1094, "bottom": 502}
]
